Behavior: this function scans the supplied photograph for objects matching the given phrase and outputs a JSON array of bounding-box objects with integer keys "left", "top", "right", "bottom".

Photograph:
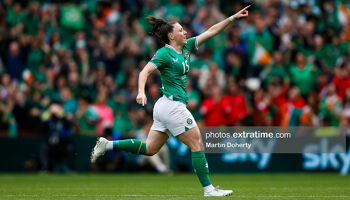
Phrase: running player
[{"left": 91, "top": 5, "right": 250, "bottom": 197}]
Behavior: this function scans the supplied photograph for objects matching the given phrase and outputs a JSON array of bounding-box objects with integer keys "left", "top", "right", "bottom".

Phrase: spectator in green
[
  {"left": 338, "top": 31, "right": 350, "bottom": 56},
  {"left": 165, "top": 0, "right": 185, "bottom": 20},
  {"left": 225, "top": 51, "right": 242, "bottom": 81},
  {"left": 224, "top": 25, "right": 248, "bottom": 77},
  {"left": 67, "top": 71, "right": 81, "bottom": 98},
  {"left": 48, "top": 32, "right": 64, "bottom": 53},
  {"left": 293, "top": 20, "right": 316, "bottom": 58},
  {"left": 6, "top": 2, "right": 25, "bottom": 28},
  {"left": 108, "top": 94, "right": 133, "bottom": 137},
  {"left": 190, "top": 48, "right": 211, "bottom": 72},
  {"left": 60, "top": 87, "right": 78, "bottom": 118},
  {"left": 113, "top": 106, "right": 134, "bottom": 138},
  {"left": 27, "top": 37, "right": 46, "bottom": 80},
  {"left": 76, "top": 97, "right": 97, "bottom": 136},
  {"left": 138, "top": 0, "right": 158, "bottom": 33},
  {"left": 46, "top": 75, "right": 67, "bottom": 103},
  {"left": 108, "top": 92, "right": 133, "bottom": 137},
  {"left": 248, "top": 15, "right": 273, "bottom": 56},
  {"left": 248, "top": 14, "right": 273, "bottom": 76},
  {"left": 22, "top": 1, "right": 40, "bottom": 36},
  {"left": 315, "top": 34, "right": 341, "bottom": 69},
  {"left": 263, "top": 51, "right": 289, "bottom": 87},
  {"left": 60, "top": 4, "right": 85, "bottom": 45},
  {"left": 289, "top": 52, "right": 319, "bottom": 98}
]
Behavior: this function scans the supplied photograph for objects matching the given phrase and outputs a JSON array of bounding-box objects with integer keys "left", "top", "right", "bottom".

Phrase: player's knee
[
  {"left": 187, "top": 139, "right": 201, "bottom": 152},
  {"left": 146, "top": 150, "right": 157, "bottom": 156},
  {"left": 146, "top": 147, "right": 158, "bottom": 156},
  {"left": 190, "top": 144, "right": 201, "bottom": 152}
]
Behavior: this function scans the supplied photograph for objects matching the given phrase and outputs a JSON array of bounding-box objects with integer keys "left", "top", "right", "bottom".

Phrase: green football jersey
[{"left": 149, "top": 37, "right": 198, "bottom": 104}]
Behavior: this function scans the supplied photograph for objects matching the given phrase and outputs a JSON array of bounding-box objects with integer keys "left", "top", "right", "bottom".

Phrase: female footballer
[{"left": 91, "top": 5, "right": 250, "bottom": 197}]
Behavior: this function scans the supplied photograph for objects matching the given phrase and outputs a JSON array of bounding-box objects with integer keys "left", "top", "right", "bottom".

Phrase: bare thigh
[
  {"left": 177, "top": 126, "right": 203, "bottom": 152},
  {"left": 145, "top": 130, "right": 169, "bottom": 156}
]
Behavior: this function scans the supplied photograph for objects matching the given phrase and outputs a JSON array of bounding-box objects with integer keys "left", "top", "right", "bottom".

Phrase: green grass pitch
[{"left": 0, "top": 173, "right": 349, "bottom": 199}]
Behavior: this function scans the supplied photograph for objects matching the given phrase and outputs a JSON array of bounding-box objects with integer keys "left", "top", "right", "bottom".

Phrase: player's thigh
[
  {"left": 162, "top": 101, "right": 197, "bottom": 137},
  {"left": 177, "top": 126, "right": 202, "bottom": 152},
  {"left": 145, "top": 130, "right": 169, "bottom": 156}
]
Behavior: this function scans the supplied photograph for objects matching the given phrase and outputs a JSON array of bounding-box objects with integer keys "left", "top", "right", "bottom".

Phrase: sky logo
[
  {"left": 222, "top": 153, "right": 272, "bottom": 169},
  {"left": 303, "top": 138, "right": 350, "bottom": 175},
  {"left": 221, "top": 138, "right": 275, "bottom": 169}
]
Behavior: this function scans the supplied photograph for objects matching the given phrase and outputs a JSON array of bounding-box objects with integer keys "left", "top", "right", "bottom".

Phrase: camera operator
[{"left": 40, "top": 102, "right": 74, "bottom": 173}]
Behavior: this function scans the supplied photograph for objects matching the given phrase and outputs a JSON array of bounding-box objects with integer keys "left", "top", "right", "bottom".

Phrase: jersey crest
[{"left": 184, "top": 51, "right": 190, "bottom": 59}]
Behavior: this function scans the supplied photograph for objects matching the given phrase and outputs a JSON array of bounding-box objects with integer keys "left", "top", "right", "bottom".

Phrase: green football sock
[
  {"left": 192, "top": 151, "right": 211, "bottom": 187},
  {"left": 113, "top": 139, "right": 147, "bottom": 155}
]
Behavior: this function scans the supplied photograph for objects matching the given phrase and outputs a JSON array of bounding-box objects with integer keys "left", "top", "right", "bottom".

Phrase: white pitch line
[
  {"left": 2, "top": 194, "right": 350, "bottom": 198},
  {"left": 245, "top": 196, "right": 350, "bottom": 199},
  {"left": 3, "top": 195, "right": 187, "bottom": 197}
]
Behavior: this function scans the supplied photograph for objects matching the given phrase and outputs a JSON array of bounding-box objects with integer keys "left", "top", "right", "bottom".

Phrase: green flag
[{"left": 61, "top": 5, "right": 84, "bottom": 30}]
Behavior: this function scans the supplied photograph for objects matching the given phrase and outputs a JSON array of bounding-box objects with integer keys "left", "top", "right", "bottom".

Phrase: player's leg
[
  {"left": 177, "top": 127, "right": 232, "bottom": 197},
  {"left": 159, "top": 99, "right": 219, "bottom": 194},
  {"left": 90, "top": 130, "right": 168, "bottom": 163},
  {"left": 111, "top": 129, "right": 168, "bottom": 155},
  {"left": 145, "top": 137, "right": 170, "bottom": 172},
  {"left": 177, "top": 127, "right": 210, "bottom": 184},
  {"left": 144, "top": 130, "right": 169, "bottom": 156},
  {"left": 91, "top": 96, "right": 169, "bottom": 163}
]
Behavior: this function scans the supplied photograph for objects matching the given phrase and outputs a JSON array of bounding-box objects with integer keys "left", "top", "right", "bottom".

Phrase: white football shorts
[{"left": 151, "top": 95, "right": 197, "bottom": 136}]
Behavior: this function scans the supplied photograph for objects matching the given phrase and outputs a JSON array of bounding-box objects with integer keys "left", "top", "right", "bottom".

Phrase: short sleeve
[
  {"left": 184, "top": 37, "right": 198, "bottom": 53},
  {"left": 149, "top": 51, "right": 166, "bottom": 69}
]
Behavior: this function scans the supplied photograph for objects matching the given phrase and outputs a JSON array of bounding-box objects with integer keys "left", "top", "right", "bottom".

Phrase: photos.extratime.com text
[{"left": 205, "top": 131, "right": 291, "bottom": 140}]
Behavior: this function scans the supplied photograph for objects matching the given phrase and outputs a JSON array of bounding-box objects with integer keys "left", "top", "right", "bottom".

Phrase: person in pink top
[{"left": 94, "top": 92, "right": 114, "bottom": 136}]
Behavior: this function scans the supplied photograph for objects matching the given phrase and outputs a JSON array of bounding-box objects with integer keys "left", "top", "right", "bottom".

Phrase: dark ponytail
[{"left": 147, "top": 16, "right": 176, "bottom": 45}]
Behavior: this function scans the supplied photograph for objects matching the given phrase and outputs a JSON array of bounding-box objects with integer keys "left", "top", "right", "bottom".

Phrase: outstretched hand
[
  {"left": 232, "top": 5, "right": 250, "bottom": 19},
  {"left": 136, "top": 93, "right": 147, "bottom": 106}
]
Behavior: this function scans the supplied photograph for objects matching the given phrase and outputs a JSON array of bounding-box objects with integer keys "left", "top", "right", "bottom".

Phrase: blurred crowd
[{"left": 0, "top": 0, "right": 350, "bottom": 142}]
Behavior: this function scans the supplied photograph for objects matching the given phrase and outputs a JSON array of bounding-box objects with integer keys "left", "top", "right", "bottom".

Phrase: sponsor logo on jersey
[
  {"left": 172, "top": 58, "right": 178, "bottom": 63},
  {"left": 184, "top": 51, "right": 190, "bottom": 59},
  {"left": 151, "top": 54, "right": 157, "bottom": 60}
]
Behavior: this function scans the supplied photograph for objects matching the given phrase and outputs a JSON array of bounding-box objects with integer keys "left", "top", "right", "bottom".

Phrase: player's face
[{"left": 171, "top": 23, "right": 187, "bottom": 46}]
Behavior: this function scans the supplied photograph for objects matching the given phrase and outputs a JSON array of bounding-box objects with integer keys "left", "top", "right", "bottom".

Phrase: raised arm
[
  {"left": 197, "top": 5, "right": 250, "bottom": 46},
  {"left": 136, "top": 62, "right": 157, "bottom": 106}
]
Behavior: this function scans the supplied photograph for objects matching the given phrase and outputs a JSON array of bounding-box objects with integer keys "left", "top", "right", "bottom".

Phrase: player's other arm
[
  {"left": 137, "top": 62, "right": 157, "bottom": 106},
  {"left": 196, "top": 5, "right": 250, "bottom": 46}
]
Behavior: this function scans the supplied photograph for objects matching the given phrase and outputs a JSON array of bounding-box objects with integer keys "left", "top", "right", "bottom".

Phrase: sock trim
[
  {"left": 137, "top": 141, "right": 143, "bottom": 154},
  {"left": 202, "top": 180, "right": 212, "bottom": 187},
  {"left": 113, "top": 141, "right": 119, "bottom": 149},
  {"left": 191, "top": 151, "right": 204, "bottom": 158}
]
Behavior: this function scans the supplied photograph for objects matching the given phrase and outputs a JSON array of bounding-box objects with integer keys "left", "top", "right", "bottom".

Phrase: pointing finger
[{"left": 242, "top": 5, "right": 251, "bottom": 11}]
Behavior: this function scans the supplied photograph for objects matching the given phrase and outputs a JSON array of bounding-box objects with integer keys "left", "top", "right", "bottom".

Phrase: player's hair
[{"left": 147, "top": 16, "right": 177, "bottom": 45}]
